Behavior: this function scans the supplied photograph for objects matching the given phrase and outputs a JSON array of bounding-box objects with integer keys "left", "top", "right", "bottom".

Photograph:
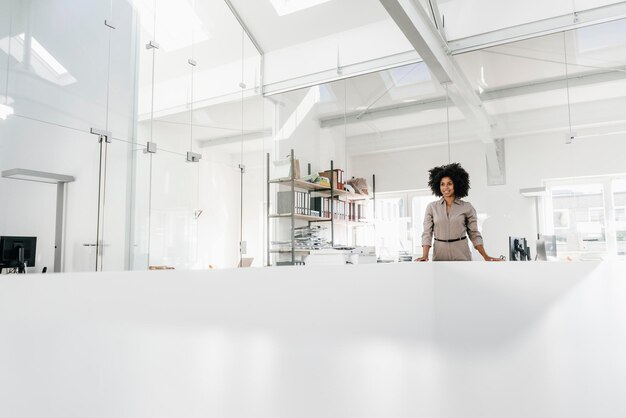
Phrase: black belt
[{"left": 435, "top": 236, "right": 467, "bottom": 243}]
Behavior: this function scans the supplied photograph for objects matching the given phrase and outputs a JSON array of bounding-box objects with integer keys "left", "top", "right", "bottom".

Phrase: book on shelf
[
  {"left": 320, "top": 169, "right": 345, "bottom": 189},
  {"left": 311, "top": 197, "right": 367, "bottom": 221}
]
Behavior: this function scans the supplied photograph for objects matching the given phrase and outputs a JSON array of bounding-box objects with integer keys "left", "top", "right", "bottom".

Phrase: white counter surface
[{"left": 1, "top": 262, "right": 625, "bottom": 418}]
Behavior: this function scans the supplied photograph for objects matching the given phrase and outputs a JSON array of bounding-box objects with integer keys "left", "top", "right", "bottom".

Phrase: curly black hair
[{"left": 428, "top": 163, "right": 470, "bottom": 198}]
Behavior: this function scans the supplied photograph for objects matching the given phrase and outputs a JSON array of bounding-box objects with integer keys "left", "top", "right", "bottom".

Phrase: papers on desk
[{"left": 304, "top": 247, "right": 377, "bottom": 266}]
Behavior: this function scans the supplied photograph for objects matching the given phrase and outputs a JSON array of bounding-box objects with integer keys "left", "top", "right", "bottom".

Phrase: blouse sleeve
[
  {"left": 421, "top": 203, "right": 434, "bottom": 246},
  {"left": 466, "top": 203, "right": 484, "bottom": 248}
]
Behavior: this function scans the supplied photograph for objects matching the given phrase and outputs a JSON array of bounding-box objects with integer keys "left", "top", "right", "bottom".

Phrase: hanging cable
[
  {"left": 3, "top": 1, "right": 13, "bottom": 107},
  {"left": 344, "top": 79, "right": 349, "bottom": 244},
  {"left": 239, "top": 28, "right": 245, "bottom": 266},
  {"left": 563, "top": 32, "right": 574, "bottom": 143},
  {"left": 445, "top": 83, "right": 451, "bottom": 163}
]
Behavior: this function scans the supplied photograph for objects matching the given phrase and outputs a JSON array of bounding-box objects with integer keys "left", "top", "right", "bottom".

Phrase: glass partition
[
  {"left": 0, "top": 0, "right": 137, "bottom": 273},
  {"left": 5, "top": 0, "right": 110, "bottom": 133},
  {"left": 134, "top": 1, "right": 267, "bottom": 270},
  {"left": 3, "top": 2, "right": 625, "bottom": 273}
]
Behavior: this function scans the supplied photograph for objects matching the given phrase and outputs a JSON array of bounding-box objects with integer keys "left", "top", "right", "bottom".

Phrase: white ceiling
[
  {"left": 145, "top": 4, "right": 626, "bottom": 158},
  {"left": 227, "top": 0, "right": 390, "bottom": 52}
]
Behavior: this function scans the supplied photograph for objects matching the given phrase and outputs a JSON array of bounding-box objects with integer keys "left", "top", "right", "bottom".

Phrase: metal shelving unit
[
  {"left": 266, "top": 150, "right": 376, "bottom": 266},
  {"left": 267, "top": 150, "right": 332, "bottom": 266}
]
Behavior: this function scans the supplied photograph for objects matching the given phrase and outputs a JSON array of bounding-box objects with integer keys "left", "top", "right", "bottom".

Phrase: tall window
[
  {"left": 373, "top": 191, "right": 437, "bottom": 260},
  {"left": 545, "top": 174, "right": 626, "bottom": 258},
  {"left": 613, "top": 179, "right": 626, "bottom": 256}
]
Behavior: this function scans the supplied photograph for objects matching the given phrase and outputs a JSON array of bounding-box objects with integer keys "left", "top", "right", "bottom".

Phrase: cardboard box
[{"left": 319, "top": 169, "right": 344, "bottom": 189}]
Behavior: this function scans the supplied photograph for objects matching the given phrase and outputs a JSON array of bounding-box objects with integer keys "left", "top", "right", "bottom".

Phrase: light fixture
[
  {"left": 520, "top": 186, "right": 546, "bottom": 197},
  {"left": 520, "top": 186, "right": 546, "bottom": 235},
  {"left": 1, "top": 168, "right": 75, "bottom": 184}
]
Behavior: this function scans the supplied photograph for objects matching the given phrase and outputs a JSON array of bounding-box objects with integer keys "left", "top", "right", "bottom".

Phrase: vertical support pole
[
  {"left": 330, "top": 160, "right": 334, "bottom": 247},
  {"left": 266, "top": 152, "right": 270, "bottom": 266},
  {"left": 290, "top": 149, "right": 295, "bottom": 265},
  {"left": 95, "top": 138, "right": 108, "bottom": 271},
  {"left": 373, "top": 174, "right": 376, "bottom": 219},
  {"left": 54, "top": 183, "right": 66, "bottom": 273}
]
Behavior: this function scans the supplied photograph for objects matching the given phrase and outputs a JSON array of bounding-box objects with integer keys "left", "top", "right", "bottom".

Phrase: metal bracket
[
  {"left": 188, "top": 59, "right": 197, "bottom": 67},
  {"left": 104, "top": 19, "right": 116, "bottom": 29},
  {"left": 186, "top": 151, "right": 202, "bottom": 163},
  {"left": 90, "top": 127, "right": 111, "bottom": 143},
  {"left": 240, "top": 240, "right": 247, "bottom": 254},
  {"left": 146, "top": 141, "right": 157, "bottom": 154},
  {"left": 238, "top": 164, "right": 246, "bottom": 174},
  {"left": 146, "top": 40, "right": 160, "bottom": 50}
]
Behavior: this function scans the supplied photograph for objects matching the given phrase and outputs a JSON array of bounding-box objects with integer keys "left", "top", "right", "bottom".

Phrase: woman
[{"left": 415, "top": 163, "right": 501, "bottom": 262}]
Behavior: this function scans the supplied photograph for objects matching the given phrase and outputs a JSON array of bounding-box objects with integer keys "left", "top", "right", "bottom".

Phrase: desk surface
[{"left": 1, "top": 262, "right": 625, "bottom": 418}]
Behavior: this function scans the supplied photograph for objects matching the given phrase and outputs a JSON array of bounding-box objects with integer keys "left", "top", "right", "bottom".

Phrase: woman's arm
[
  {"left": 475, "top": 244, "right": 502, "bottom": 262},
  {"left": 466, "top": 204, "right": 501, "bottom": 261},
  {"left": 415, "top": 245, "right": 431, "bottom": 262},
  {"left": 416, "top": 204, "right": 434, "bottom": 261}
]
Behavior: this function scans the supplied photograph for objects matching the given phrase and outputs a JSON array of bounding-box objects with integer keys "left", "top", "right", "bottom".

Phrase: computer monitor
[
  {"left": 536, "top": 234, "right": 557, "bottom": 261},
  {"left": 536, "top": 238, "right": 547, "bottom": 261},
  {"left": 0, "top": 236, "right": 37, "bottom": 267},
  {"left": 509, "top": 236, "right": 530, "bottom": 261}
]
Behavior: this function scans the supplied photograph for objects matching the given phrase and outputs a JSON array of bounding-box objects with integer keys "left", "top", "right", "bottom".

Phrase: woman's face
[{"left": 440, "top": 176, "right": 455, "bottom": 198}]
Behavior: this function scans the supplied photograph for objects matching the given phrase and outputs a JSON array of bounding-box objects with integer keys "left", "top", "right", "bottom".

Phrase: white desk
[{"left": 1, "top": 262, "right": 625, "bottom": 418}]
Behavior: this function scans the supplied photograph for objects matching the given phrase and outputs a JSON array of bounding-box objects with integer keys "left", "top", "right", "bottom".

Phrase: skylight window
[
  {"left": 389, "top": 63, "right": 431, "bottom": 87},
  {"left": 0, "top": 33, "right": 76, "bottom": 86},
  {"left": 0, "top": 103, "right": 14, "bottom": 120},
  {"left": 269, "top": 0, "right": 333, "bottom": 16},
  {"left": 18, "top": 34, "right": 68, "bottom": 75},
  {"left": 133, "top": 0, "right": 210, "bottom": 51}
]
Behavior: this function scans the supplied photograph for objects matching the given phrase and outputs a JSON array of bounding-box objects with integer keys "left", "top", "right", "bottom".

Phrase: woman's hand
[
  {"left": 484, "top": 255, "right": 504, "bottom": 262},
  {"left": 414, "top": 256, "right": 429, "bottom": 262}
]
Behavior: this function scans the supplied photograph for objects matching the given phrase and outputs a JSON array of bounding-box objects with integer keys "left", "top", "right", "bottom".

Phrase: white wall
[{"left": 350, "top": 131, "right": 626, "bottom": 258}]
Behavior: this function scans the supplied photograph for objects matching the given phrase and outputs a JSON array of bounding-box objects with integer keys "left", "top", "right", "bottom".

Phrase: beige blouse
[{"left": 421, "top": 198, "right": 484, "bottom": 261}]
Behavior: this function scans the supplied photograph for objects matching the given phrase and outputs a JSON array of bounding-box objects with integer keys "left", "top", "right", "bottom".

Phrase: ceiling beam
[
  {"left": 319, "top": 66, "right": 626, "bottom": 128},
  {"left": 222, "top": 0, "right": 264, "bottom": 55},
  {"left": 378, "top": 0, "right": 495, "bottom": 141},
  {"left": 427, "top": 0, "right": 446, "bottom": 41},
  {"left": 378, "top": 0, "right": 503, "bottom": 180}
]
